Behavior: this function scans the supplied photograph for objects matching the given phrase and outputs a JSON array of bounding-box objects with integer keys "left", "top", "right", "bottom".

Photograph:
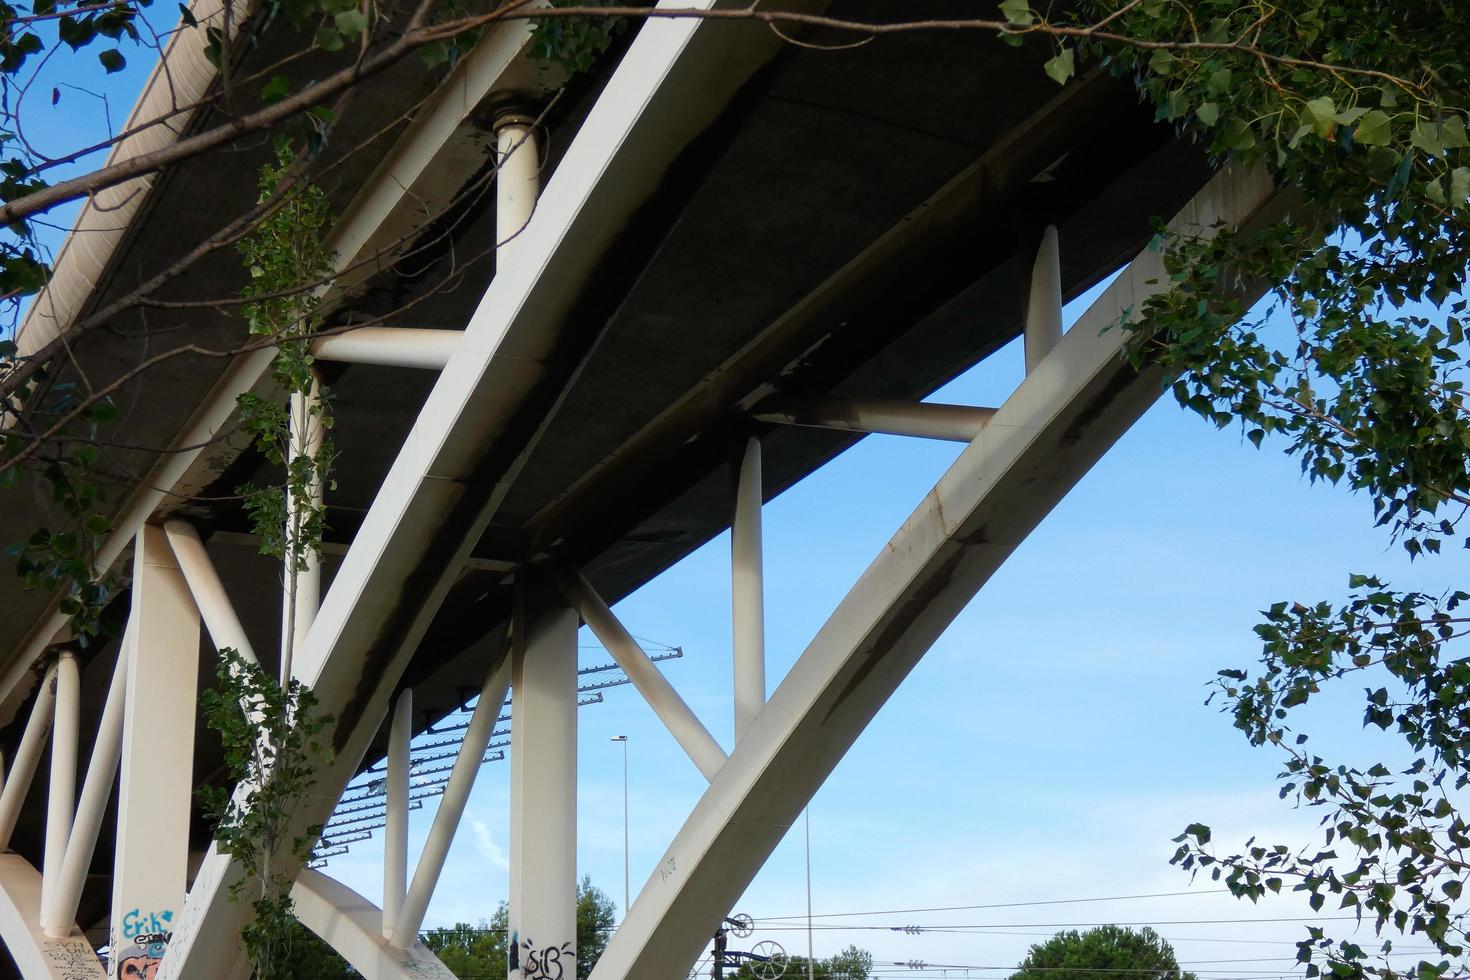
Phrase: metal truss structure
[{"left": 0, "top": 1, "right": 1289, "bottom": 978}]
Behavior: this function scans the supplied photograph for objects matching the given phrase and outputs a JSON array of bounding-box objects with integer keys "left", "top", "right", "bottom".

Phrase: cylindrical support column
[
  {"left": 509, "top": 577, "right": 578, "bottom": 980},
  {"left": 393, "top": 654, "right": 513, "bottom": 946},
  {"left": 383, "top": 688, "right": 412, "bottom": 940},
  {"left": 163, "top": 519, "right": 259, "bottom": 666},
  {"left": 496, "top": 116, "right": 540, "bottom": 248},
  {"left": 555, "top": 567, "right": 726, "bottom": 781},
  {"left": 0, "top": 663, "right": 57, "bottom": 849},
  {"left": 1024, "top": 225, "right": 1063, "bottom": 374},
  {"left": 311, "top": 327, "right": 463, "bottom": 370},
  {"left": 44, "top": 631, "right": 131, "bottom": 936},
  {"left": 280, "top": 373, "right": 324, "bottom": 686},
  {"left": 41, "top": 650, "right": 80, "bottom": 916},
  {"left": 731, "top": 436, "right": 765, "bottom": 742},
  {"left": 750, "top": 396, "right": 997, "bottom": 443}
]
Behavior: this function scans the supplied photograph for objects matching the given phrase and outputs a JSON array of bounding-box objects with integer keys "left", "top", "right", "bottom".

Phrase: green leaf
[
  {"left": 1304, "top": 97, "right": 1337, "bottom": 137},
  {"left": 1196, "top": 102, "right": 1220, "bottom": 127},
  {"left": 1412, "top": 120, "right": 1445, "bottom": 157},
  {"left": 97, "top": 48, "right": 125, "bottom": 73},
  {"left": 1222, "top": 117, "right": 1256, "bottom": 152},
  {"left": 1451, "top": 167, "right": 1470, "bottom": 207},
  {"left": 1355, "top": 109, "right": 1392, "bottom": 146},
  {"left": 1043, "top": 47, "right": 1074, "bottom": 85},
  {"left": 1147, "top": 49, "right": 1175, "bottom": 75},
  {"left": 260, "top": 74, "right": 290, "bottom": 105},
  {"left": 998, "top": 0, "right": 1032, "bottom": 26},
  {"left": 1387, "top": 150, "right": 1413, "bottom": 197},
  {"left": 1442, "top": 115, "right": 1469, "bottom": 149},
  {"left": 314, "top": 25, "right": 343, "bottom": 51},
  {"left": 333, "top": 8, "right": 367, "bottom": 37},
  {"left": 1207, "top": 68, "right": 1233, "bottom": 95},
  {"left": 418, "top": 39, "right": 449, "bottom": 67}
]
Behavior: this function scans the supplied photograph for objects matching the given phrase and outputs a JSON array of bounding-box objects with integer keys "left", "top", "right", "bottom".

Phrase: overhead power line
[
  {"left": 912, "top": 932, "right": 1435, "bottom": 950},
  {"left": 751, "top": 916, "right": 1364, "bottom": 932},
  {"left": 757, "top": 890, "right": 1234, "bottom": 922}
]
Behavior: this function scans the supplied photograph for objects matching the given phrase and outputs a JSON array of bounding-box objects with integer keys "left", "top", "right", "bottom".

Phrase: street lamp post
[
  {"left": 611, "top": 735, "right": 629, "bottom": 917},
  {"left": 805, "top": 808, "right": 814, "bottom": 980}
]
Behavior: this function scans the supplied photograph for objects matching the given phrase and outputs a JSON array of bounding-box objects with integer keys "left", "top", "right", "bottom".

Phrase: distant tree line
[{"left": 289, "top": 893, "right": 1185, "bottom": 980}]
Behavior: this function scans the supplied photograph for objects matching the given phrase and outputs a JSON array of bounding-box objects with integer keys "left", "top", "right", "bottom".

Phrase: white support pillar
[
  {"left": 508, "top": 579, "right": 578, "bottom": 980},
  {"left": 281, "top": 373, "right": 324, "bottom": 687},
  {"left": 163, "top": 519, "right": 259, "bottom": 666},
  {"left": 393, "top": 653, "right": 512, "bottom": 946},
  {"left": 40, "top": 651, "right": 78, "bottom": 918},
  {"left": 0, "top": 663, "right": 57, "bottom": 849},
  {"left": 555, "top": 568, "right": 726, "bottom": 781},
  {"left": 112, "top": 524, "right": 201, "bottom": 974},
  {"left": 311, "top": 327, "right": 464, "bottom": 370},
  {"left": 731, "top": 436, "right": 765, "bottom": 742},
  {"left": 750, "top": 396, "right": 997, "bottom": 443},
  {"left": 43, "top": 629, "right": 131, "bottom": 936},
  {"left": 496, "top": 116, "right": 540, "bottom": 246},
  {"left": 383, "top": 688, "right": 411, "bottom": 940},
  {"left": 1024, "top": 224, "right": 1063, "bottom": 374}
]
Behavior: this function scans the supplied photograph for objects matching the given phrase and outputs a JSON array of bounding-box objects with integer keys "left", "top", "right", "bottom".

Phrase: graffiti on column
[
  {"left": 120, "top": 908, "right": 173, "bottom": 939},
  {"left": 511, "top": 935, "right": 575, "bottom": 980},
  {"left": 41, "top": 937, "right": 106, "bottom": 980},
  {"left": 113, "top": 932, "right": 170, "bottom": 979}
]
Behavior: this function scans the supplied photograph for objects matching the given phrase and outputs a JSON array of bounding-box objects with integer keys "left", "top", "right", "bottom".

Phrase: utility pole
[
  {"left": 712, "top": 925, "right": 727, "bottom": 980},
  {"left": 805, "top": 808, "right": 815, "bottom": 980},
  {"left": 611, "top": 734, "right": 630, "bottom": 916}
]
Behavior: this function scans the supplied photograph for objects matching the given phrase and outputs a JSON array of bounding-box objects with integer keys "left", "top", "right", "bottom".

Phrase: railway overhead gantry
[{"left": 0, "top": 0, "right": 1287, "bottom": 977}]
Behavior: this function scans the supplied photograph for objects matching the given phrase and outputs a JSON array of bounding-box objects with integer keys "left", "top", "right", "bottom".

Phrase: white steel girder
[
  {"left": 157, "top": 3, "right": 816, "bottom": 974},
  {"left": 586, "top": 164, "right": 1283, "bottom": 980},
  {"left": 292, "top": 870, "right": 458, "bottom": 979}
]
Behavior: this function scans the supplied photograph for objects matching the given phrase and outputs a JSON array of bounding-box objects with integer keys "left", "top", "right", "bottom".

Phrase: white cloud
[{"left": 471, "top": 818, "right": 510, "bottom": 870}]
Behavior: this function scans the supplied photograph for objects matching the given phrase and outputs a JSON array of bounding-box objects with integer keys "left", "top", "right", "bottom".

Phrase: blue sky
[{"left": 20, "top": 21, "right": 1470, "bottom": 980}]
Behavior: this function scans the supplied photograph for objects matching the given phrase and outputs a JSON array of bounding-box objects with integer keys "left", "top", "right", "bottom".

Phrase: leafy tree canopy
[
  {"left": 1011, "top": 926, "right": 1198, "bottom": 980},
  {"left": 318, "top": 875, "right": 617, "bottom": 979}
]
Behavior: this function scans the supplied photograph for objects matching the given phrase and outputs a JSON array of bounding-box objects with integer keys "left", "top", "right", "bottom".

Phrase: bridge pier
[
  {"left": 111, "top": 524, "right": 200, "bottom": 975},
  {"left": 508, "top": 578, "right": 579, "bottom": 980}
]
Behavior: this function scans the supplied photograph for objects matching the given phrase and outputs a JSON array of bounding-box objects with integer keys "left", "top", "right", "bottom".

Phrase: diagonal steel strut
[{"left": 587, "top": 164, "right": 1283, "bottom": 980}]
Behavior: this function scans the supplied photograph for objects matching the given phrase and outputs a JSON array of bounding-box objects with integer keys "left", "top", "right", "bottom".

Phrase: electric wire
[
  {"left": 747, "top": 917, "right": 1366, "bottom": 931},
  {"left": 756, "top": 890, "right": 1235, "bottom": 922}
]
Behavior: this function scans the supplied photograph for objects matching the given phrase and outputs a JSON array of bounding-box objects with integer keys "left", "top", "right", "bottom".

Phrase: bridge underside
[{"left": 0, "top": 0, "right": 1266, "bottom": 976}]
